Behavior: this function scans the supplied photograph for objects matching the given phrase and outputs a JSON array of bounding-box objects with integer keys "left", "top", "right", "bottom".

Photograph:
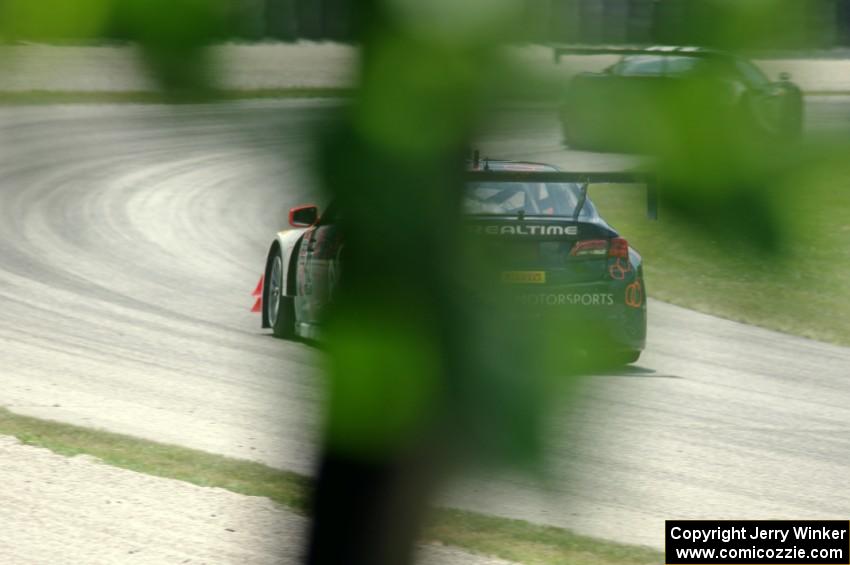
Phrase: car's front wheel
[{"left": 266, "top": 249, "right": 295, "bottom": 339}]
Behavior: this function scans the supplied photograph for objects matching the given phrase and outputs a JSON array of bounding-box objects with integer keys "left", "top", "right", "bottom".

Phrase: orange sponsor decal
[
  {"left": 625, "top": 281, "right": 643, "bottom": 308},
  {"left": 501, "top": 271, "right": 546, "bottom": 284}
]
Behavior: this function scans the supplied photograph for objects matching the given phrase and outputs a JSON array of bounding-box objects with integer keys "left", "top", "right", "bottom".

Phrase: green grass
[
  {"left": 590, "top": 163, "right": 850, "bottom": 346},
  {"left": 0, "top": 407, "right": 661, "bottom": 565},
  {"left": 428, "top": 509, "right": 660, "bottom": 565},
  {"left": 0, "top": 87, "right": 845, "bottom": 106},
  {"left": 0, "top": 87, "right": 353, "bottom": 105},
  {"left": 0, "top": 408, "right": 311, "bottom": 511}
]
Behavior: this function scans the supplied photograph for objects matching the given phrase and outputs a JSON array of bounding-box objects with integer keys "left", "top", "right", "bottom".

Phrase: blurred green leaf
[
  {"left": 0, "top": 0, "right": 111, "bottom": 40},
  {"left": 325, "top": 303, "right": 441, "bottom": 458},
  {"left": 111, "top": 0, "right": 229, "bottom": 94}
]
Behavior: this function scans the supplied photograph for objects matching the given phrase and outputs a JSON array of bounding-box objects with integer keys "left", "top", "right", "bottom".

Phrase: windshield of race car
[
  {"left": 612, "top": 54, "right": 771, "bottom": 88},
  {"left": 463, "top": 182, "right": 597, "bottom": 218}
]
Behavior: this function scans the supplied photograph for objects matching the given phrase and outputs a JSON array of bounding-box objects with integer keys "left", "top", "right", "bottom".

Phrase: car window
[
  {"left": 613, "top": 55, "right": 667, "bottom": 76},
  {"left": 734, "top": 58, "right": 770, "bottom": 88},
  {"left": 615, "top": 54, "right": 742, "bottom": 80},
  {"left": 663, "top": 56, "right": 701, "bottom": 75},
  {"left": 463, "top": 182, "right": 597, "bottom": 218}
]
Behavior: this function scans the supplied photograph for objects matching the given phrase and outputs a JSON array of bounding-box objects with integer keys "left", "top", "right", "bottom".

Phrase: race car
[
  {"left": 258, "top": 160, "right": 648, "bottom": 363},
  {"left": 555, "top": 45, "right": 804, "bottom": 151}
]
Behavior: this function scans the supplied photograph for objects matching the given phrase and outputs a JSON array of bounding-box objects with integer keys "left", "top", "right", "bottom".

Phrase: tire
[
  {"left": 266, "top": 248, "right": 295, "bottom": 339},
  {"left": 619, "top": 350, "right": 641, "bottom": 365},
  {"left": 740, "top": 88, "right": 803, "bottom": 144},
  {"left": 558, "top": 106, "right": 575, "bottom": 147},
  {"left": 559, "top": 103, "right": 595, "bottom": 150},
  {"left": 779, "top": 89, "right": 804, "bottom": 141},
  {"left": 736, "top": 93, "right": 763, "bottom": 142}
]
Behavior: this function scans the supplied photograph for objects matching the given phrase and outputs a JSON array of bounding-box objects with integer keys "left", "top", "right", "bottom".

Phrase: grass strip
[
  {"left": 589, "top": 177, "right": 850, "bottom": 347},
  {"left": 0, "top": 407, "right": 311, "bottom": 512},
  {"left": 0, "top": 88, "right": 354, "bottom": 105},
  {"left": 428, "top": 509, "right": 660, "bottom": 565},
  {"left": 0, "top": 87, "right": 846, "bottom": 106},
  {"left": 0, "top": 407, "right": 660, "bottom": 565}
]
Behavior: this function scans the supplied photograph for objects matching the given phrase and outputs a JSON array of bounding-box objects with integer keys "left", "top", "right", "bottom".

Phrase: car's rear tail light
[
  {"left": 570, "top": 238, "right": 630, "bottom": 258},
  {"left": 570, "top": 239, "right": 608, "bottom": 257},
  {"left": 609, "top": 237, "right": 629, "bottom": 259}
]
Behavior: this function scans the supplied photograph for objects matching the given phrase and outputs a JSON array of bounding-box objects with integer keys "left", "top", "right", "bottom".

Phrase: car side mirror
[{"left": 289, "top": 205, "right": 318, "bottom": 227}]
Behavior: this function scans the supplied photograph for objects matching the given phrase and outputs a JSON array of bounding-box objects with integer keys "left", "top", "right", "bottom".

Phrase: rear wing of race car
[
  {"left": 552, "top": 43, "right": 717, "bottom": 64},
  {"left": 464, "top": 170, "right": 659, "bottom": 220}
]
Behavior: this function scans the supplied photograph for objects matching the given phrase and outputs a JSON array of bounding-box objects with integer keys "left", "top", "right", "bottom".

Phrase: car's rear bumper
[{"left": 503, "top": 279, "right": 647, "bottom": 352}]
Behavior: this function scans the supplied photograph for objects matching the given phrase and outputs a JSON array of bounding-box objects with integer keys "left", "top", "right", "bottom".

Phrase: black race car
[
  {"left": 555, "top": 45, "right": 803, "bottom": 151},
  {"left": 259, "top": 161, "right": 648, "bottom": 363}
]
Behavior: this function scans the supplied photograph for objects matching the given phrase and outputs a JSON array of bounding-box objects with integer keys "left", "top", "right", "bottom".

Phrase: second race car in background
[
  {"left": 259, "top": 160, "right": 649, "bottom": 364},
  {"left": 555, "top": 45, "right": 804, "bottom": 151}
]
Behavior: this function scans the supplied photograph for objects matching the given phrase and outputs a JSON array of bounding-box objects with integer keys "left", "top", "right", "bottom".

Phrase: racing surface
[{"left": 1, "top": 99, "right": 850, "bottom": 549}]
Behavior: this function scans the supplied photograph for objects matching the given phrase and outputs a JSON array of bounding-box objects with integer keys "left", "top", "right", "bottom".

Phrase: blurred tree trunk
[
  {"left": 626, "top": 0, "right": 654, "bottom": 43},
  {"left": 266, "top": 0, "right": 298, "bottom": 40},
  {"left": 550, "top": 0, "right": 581, "bottom": 42},
  {"left": 323, "top": 0, "right": 353, "bottom": 40},
  {"left": 839, "top": 0, "right": 850, "bottom": 46},
  {"left": 302, "top": 0, "right": 465, "bottom": 563},
  {"left": 601, "top": 0, "right": 629, "bottom": 42},
  {"left": 521, "top": 0, "right": 551, "bottom": 42},
  {"left": 806, "top": 0, "right": 838, "bottom": 48},
  {"left": 233, "top": 0, "right": 266, "bottom": 40}
]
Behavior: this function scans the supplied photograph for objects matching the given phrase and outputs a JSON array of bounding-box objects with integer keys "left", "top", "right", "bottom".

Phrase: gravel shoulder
[{"left": 0, "top": 434, "right": 513, "bottom": 565}]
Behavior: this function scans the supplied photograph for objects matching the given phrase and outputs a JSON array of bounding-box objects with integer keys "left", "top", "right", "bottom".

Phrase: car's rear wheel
[
  {"left": 779, "top": 88, "right": 804, "bottom": 141},
  {"left": 616, "top": 350, "right": 641, "bottom": 365},
  {"left": 559, "top": 104, "right": 597, "bottom": 150},
  {"left": 559, "top": 106, "right": 575, "bottom": 146},
  {"left": 267, "top": 250, "right": 295, "bottom": 338}
]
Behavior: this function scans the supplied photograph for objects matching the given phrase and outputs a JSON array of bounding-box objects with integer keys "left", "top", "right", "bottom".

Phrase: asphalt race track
[{"left": 1, "top": 99, "right": 849, "bottom": 549}]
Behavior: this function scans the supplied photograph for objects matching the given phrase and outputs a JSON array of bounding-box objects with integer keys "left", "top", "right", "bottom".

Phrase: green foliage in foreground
[
  {"left": 590, "top": 161, "right": 850, "bottom": 346},
  {"left": 0, "top": 408, "right": 660, "bottom": 565}
]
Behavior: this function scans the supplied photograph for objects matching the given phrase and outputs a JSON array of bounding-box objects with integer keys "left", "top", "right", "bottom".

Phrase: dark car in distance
[{"left": 555, "top": 45, "right": 804, "bottom": 151}]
